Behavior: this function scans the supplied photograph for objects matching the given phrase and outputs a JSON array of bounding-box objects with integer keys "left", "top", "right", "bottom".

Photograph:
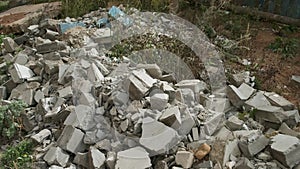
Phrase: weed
[
  {"left": 238, "top": 109, "right": 256, "bottom": 121},
  {"left": 0, "top": 100, "right": 27, "bottom": 139},
  {"left": 0, "top": 139, "right": 34, "bottom": 169},
  {"left": 268, "top": 37, "right": 299, "bottom": 59}
]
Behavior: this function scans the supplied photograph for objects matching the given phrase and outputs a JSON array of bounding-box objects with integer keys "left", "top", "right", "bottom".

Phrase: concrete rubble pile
[{"left": 0, "top": 5, "right": 300, "bottom": 169}]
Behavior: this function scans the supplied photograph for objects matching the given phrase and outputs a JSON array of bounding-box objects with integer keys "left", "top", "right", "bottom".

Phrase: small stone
[
  {"left": 136, "top": 64, "right": 162, "bottom": 79},
  {"left": 192, "top": 127, "right": 200, "bottom": 141},
  {"left": 195, "top": 143, "right": 211, "bottom": 160},
  {"left": 106, "top": 151, "right": 117, "bottom": 169},
  {"left": 15, "top": 52, "right": 29, "bottom": 65},
  {"left": 203, "top": 111, "right": 225, "bottom": 136},
  {"left": 43, "top": 146, "right": 69, "bottom": 167},
  {"left": 175, "top": 151, "right": 194, "bottom": 168},
  {"left": 150, "top": 93, "right": 169, "bottom": 111},
  {"left": 31, "top": 129, "right": 51, "bottom": 143},
  {"left": 36, "top": 41, "right": 67, "bottom": 54},
  {"left": 89, "top": 146, "right": 105, "bottom": 168}
]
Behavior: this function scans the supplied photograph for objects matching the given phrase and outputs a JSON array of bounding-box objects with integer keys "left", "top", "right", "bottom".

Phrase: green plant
[
  {"left": 238, "top": 109, "right": 256, "bottom": 121},
  {"left": 268, "top": 37, "right": 299, "bottom": 58},
  {"left": 0, "top": 100, "right": 27, "bottom": 139},
  {"left": 61, "top": 0, "right": 107, "bottom": 18},
  {"left": 0, "top": 139, "right": 34, "bottom": 169}
]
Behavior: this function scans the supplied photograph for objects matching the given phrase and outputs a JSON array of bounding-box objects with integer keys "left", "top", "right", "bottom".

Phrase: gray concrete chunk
[
  {"left": 255, "top": 105, "right": 287, "bottom": 124},
  {"left": 3, "top": 37, "right": 18, "bottom": 53},
  {"left": 64, "top": 105, "right": 95, "bottom": 131},
  {"left": 238, "top": 83, "right": 256, "bottom": 100},
  {"left": 244, "top": 91, "right": 271, "bottom": 111},
  {"left": 136, "top": 64, "right": 162, "bottom": 79},
  {"left": 43, "top": 146, "right": 69, "bottom": 167},
  {"left": 175, "top": 79, "right": 207, "bottom": 93},
  {"left": 203, "top": 111, "right": 225, "bottom": 136},
  {"left": 31, "top": 129, "right": 51, "bottom": 143},
  {"left": 234, "top": 157, "right": 254, "bottom": 169},
  {"left": 132, "top": 69, "right": 156, "bottom": 88},
  {"left": 226, "top": 116, "right": 244, "bottom": 131},
  {"left": 9, "top": 63, "right": 35, "bottom": 83},
  {"left": 15, "top": 52, "right": 29, "bottom": 65},
  {"left": 227, "top": 85, "right": 248, "bottom": 107},
  {"left": 87, "top": 63, "right": 105, "bottom": 83},
  {"left": 115, "top": 147, "right": 151, "bottom": 169},
  {"left": 58, "top": 86, "right": 73, "bottom": 98},
  {"left": 175, "top": 151, "right": 194, "bottom": 168},
  {"left": 264, "top": 92, "right": 295, "bottom": 111},
  {"left": 126, "top": 75, "right": 149, "bottom": 100},
  {"left": 57, "top": 125, "right": 86, "bottom": 154},
  {"left": 139, "top": 117, "right": 179, "bottom": 154},
  {"left": 73, "top": 152, "right": 89, "bottom": 168},
  {"left": 282, "top": 109, "right": 300, "bottom": 128},
  {"left": 159, "top": 106, "right": 181, "bottom": 129},
  {"left": 150, "top": 93, "right": 169, "bottom": 111},
  {"left": 36, "top": 41, "right": 67, "bottom": 54},
  {"left": 270, "top": 134, "right": 300, "bottom": 168},
  {"left": 89, "top": 146, "right": 105, "bottom": 169},
  {"left": 238, "top": 133, "right": 269, "bottom": 157}
]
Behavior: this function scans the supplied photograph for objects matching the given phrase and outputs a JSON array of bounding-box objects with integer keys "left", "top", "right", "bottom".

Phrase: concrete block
[
  {"left": 159, "top": 106, "right": 181, "bottom": 129},
  {"left": 176, "top": 88, "right": 195, "bottom": 107},
  {"left": 175, "top": 79, "right": 207, "bottom": 94},
  {"left": 87, "top": 63, "right": 105, "bottom": 83},
  {"left": 3, "top": 37, "right": 18, "bottom": 53},
  {"left": 73, "top": 152, "right": 89, "bottom": 168},
  {"left": 58, "top": 86, "right": 73, "bottom": 98},
  {"left": 227, "top": 85, "right": 248, "bottom": 107},
  {"left": 92, "top": 27, "right": 113, "bottom": 44},
  {"left": 139, "top": 117, "right": 179, "bottom": 154},
  {"left": 78, "top": 92, "right": 96, "bottom": 106},
  {"left": 57, "top": 125, "right": 86, "bottom": 154},
  {"left": 126, "top": 75, "right": 149, "bottom": 100},
  {"left": 255, "top": 105, "right": 287, "bottom": 124},
  {"left": 15, "top": 52, "right": 28, "bottom": 65},
  {"left": 203, "top": 111, "right": 225, "bottom": 136},
  {"left": 31, "top": 129, "right": 51, "bottom": 143},
  {"left": 282, "top": 110, "right": 300, "bottom": 128},
  {"left": 43, "top": 146, "right": 69, "bottom": 167},
  {"left": 175, "top": 151, "right": 194, "bottom": 168},
  {"left": 244, "top": 91, "right": 271, "bottom": 111},
  {"left": 177, "top": 105, "right": 195, "bottom": 135},
  {"left": 150, "top": 93, "right": 169, "bottom": 111},
  {"left": 205, "top": 97, "right": 231, "bottom": 113},
  {"left": 111, "top": 90, "right": 129, "bottom": 107},
  {"left": 234, "top": 157, "right": 254, "bottom": 169},
  {"left": 238, "top": 83, "right": 256, "bottom": 100},
  {"left": 9, "top": 63, "right": 35, "bottom": 83},
  {"left": 226, "top": 116, "right": 244, "bottom": 131},
  {"left": 64, "top": 105, "right": 96, "bottom": 131},
  {"left": 115, "top": 147, "right": 151, "bottom": 169},
  {"left": 270, "top": 134, "right": 300, "bottom": 168},
  {"left": 264, "top": 92, "right": 295, "bottom": 111},
  {"left": 136, "top": 64, "right": 162, "bottom": 79},
  {"left": 279, "top": 123, "right": 300, "bottom": 138},
  {"left": 132, "top": 69, "right": 156, "bottom": 88},
  {"left": 89, "top": 146, "right": 105, "bottom": 169},
  {"left": 36, "top": 41, "right": 67, "bottom": 54},
  {"left": 238, "top": 133, "right": 269, "bottom": 157}
]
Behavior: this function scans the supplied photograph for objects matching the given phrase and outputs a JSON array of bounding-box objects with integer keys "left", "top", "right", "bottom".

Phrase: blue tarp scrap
[
  {"left": 59, "top": 22, "right": 86, "bottom": 34},
  {"left": 108, "top": 6, "right": 133, "bottom": 27}
]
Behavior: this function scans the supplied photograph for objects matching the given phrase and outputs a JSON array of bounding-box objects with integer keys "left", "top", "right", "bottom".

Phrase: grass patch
[
  {"left": 268, "top": 37, "right": 299, "bottom": 59},
  {"left": 0, "top": 139, "right": 34, "bottom": 169}
]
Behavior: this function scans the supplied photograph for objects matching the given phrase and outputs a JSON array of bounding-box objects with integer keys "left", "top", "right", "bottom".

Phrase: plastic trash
[
  {"left": 108, "top": 6, "right": 133, "bottom": 27},
  {"left": 59, "top": 22, "right": 86, "bottom": 34}
]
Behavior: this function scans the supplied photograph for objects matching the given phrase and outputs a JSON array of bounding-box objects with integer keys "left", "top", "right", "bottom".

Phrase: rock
[
  {"left": 106, "top": 151, "right": 117, "bottom": 169},
  {"left": 57, "top": 125, "right": 86, "bottom": 154},
  {"left": 159, "top": 106, "right": 181, "bottom": 129},
  {"left": 15, "top": 52, "right": 29, "bottom": 65},
  {"left": 9, "top": 63, "right": 35, "bottom": 83},
  {"left": 227, "top": 85, "right": 249, "bottom": 107},
  {"left": 73, "top": 152, "right": 89, "bottom": 168},
  {"left": 195, "top": 143, "right": 211, "bottom": 160},
  {"left": 126, "top": 75, "right": 149, "bottom": 100},
  {"left": 177, "top": 105, "right": 195, "bottom": 135},
  {"left": 254, "top": 105, "right": 287, "bottom": 124},
  {"left": 132, "top": 69, "right": 156, "bottom": 88},
  {"left": 244, "top": 91, "right": 271, "bottom": 111},
  {"left": 58, "top": 86, "right": 73, "bottom": 98},
  {"left": 176, "top": 88, "right": 195, "bottom": 107},
  {"left": 175, "top": 79, "right": 207, "bottom": 94},
  {"left": 292, "top": 75, "right": 300, "bottom": 85},
  {"left": 2, "top": 53, "right": 14, "bottom": 62},
  {"left": 270, "top": 134, "right": 300, "bottom": 168},
  {"left": 111, "top": 90, "right": 129, "bottom": 106},
  {"left": 238, "top": 132, "right": 269, "bottom": 157},
  {"left": 264, "top": 92, "right": 295, "bottom": 111},
  {"left": 150, "top": 93, "right": 169, "bottom": 111},
  {"left": 282, "top": 109, "right": 300, "bottom": 128},
  {"left": 115, "top": 146, "right": 152, "bottom": 169},
  {"left": 87, "top": 63, "right": 105, "bottom": 83},
  {"left": 205, "top": 97, "right": 231, "bottom": 113},
  {"left": 279, "top": 122, "right": 300, "bottom": 138},
  {"left": 0, "top": 86, "right": 7, "bottom": 100},
  {"left": 238, "top": 83, "right": 255, "bottom": 99},
  {"left": 36, "top": 41, "right": 67, "bottom": 54},
  {"left": 136, "top": 64, "right": 162, "bottom": 79},
  {"left": 175, "top": 151, "right": 194, "bottom": 168},
  {"left": 3, "top": 37, "right": 18, "bottom": 53},
  {"left": 43, "top": 146, "right": 69, "bottom": 167},
  {"left": 226, "top": 116, "right": 244, "bottom": 131},
  {"left": 234, "top": 157, "right": 254, "bottom": 169},
  {"left": 88, "top": 146, "right": 106, "bottom": 169},
  {"left": 31, "top": 129, "right": 51, "bottom": 143},
  {"left": 203, "top": 111, "right": 225, "bottom": 136},
  {"left": 214, "top": 126, "right": 234, "bottom": 141},
  {"left": 139, "top": 117, "right": 179, "bottom": 154},
  {"left": 192, "top": 127, "right": 200, "bottom": 141}
]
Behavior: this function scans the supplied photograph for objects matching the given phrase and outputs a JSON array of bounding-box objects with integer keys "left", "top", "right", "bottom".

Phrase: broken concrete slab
[
  {"left": 31, "top": 129, "right": 51, "bottom": 143},
  {"left": 264, "top": 92, "right": 295, "bottom": 111},
  {"left": 176, "top": 88, "right": 195, "bottom": 107},
  {"left": 159, "top": 106, "right": 181, "bottom": 129},
  {"left": 136, "top": 64, "right": 162, "bottom": 79},
  {"left": 234, "top": 157, "right": 254, "bottom": 169},
  {"left": 238, "top": 134, "right": 269, "bottom": 158},
  {"left": 279, "top": 123, "right": 300, "bottom": 138},
  {"left": 73, "top": 152, "right": 89, "bottom": 168},
  {"left": 282, "top": 109, "right": 300, "bottom": 128},
  {"left": 238, "top": 83, "right": 256, "bottom": 100},
  {"left": 205, "top": 97, "right": 231, "bottom": 113},
  {"left": 89, "top": 146, "right": 106, "bottom": 169},
  {"left": 254, "top": 105, "right": 287, "bottom": 124},
  {"left": 43, "top": 146, "right": 69, "bottom": 167},
  {"left": 226, "top": 116, "right": 244, "bottom": 131},
  {"left": 177, "top": 105, "right": 195, "bottom": 135},
  {"left": 3, "top": 37, "right": 18, "bottom": 53},
  {"left": 227, "top": 85, "right": 248, "bottom": 107},
  {"left": 203, "top": 111, "right": 225, "bottom": 136},
  {"left": 9, "top": 63, "right": 35, "bottom": 83},
  {"left": 270, "top": 134, "right": 300, "bottom": 168},
  {"left": 58, "top": 86, "right": 73, "bottom": 98},
  {"left": 244, "top": 91, "right": 271, "bottom": 111},
  {"left": 36, "top": 41, "right": 67, "bottom": 54},
  {"left": 175, "top": 79, "right": 207, "bottom": 94},
  {"left": 87, "top": 63, "right": 105, "bottom": 83},
  {"left": 15, "top": 52, "right": 29, "bottom": 65},
  {"left": 126, "top": 75, "right": 149, "bottom": 100},
  {"left": 150, "top": 93, "right": 169, "bottom": 111},
  {"left": 115, "top": 146, "right": 151, "bottom": 169},
  {"left": 132, "top": 69, "right": 157, "bottom": 88},
  {"left": 57, "top": 125, "right": 86, "bottom": 154},
  {"left": 175, "top": 151, "right": 194, "bottom": 168},
  {"left": 139, "top": 117, "right": 179, "bottom": 154}
]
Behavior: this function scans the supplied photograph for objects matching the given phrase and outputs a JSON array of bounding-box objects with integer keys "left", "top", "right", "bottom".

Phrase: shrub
[{"left": 0, "top": 100, "right": 27, "bottom": 139}]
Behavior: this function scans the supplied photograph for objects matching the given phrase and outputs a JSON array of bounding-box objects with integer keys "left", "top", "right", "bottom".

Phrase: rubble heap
[{"left": 0, "top": 5, "right": 300, "bottom": 169}]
